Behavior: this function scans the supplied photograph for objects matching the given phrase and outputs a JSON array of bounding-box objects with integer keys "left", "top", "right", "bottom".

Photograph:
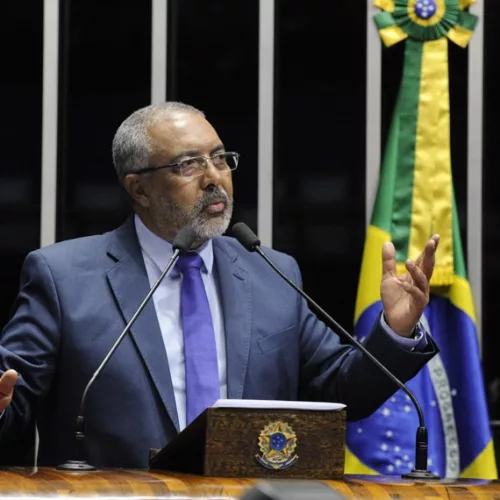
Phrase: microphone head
[
  {"left": 172, "top": 227, "right": 197, "bottom": 253},
  {"left": 232, "top": 223, "right": 261, "bottom": 251}
]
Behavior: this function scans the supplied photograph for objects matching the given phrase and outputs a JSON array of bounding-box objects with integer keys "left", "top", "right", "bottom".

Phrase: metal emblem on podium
[{"left": 256, "top": 421, "right": 298, "bottom": 470}]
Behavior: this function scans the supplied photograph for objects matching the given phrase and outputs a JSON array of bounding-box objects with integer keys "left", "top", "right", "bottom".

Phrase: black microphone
[
  {"left": 57, "top": 226, "right": 197, "bottom": 471},
  {"left": 231, "top": 222, "right": 439, "bottom": 481}
]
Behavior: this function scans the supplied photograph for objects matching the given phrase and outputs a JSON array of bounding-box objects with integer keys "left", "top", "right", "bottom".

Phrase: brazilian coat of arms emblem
[{"left": 255, "top": 421, "right": 298, "bottom": 470}]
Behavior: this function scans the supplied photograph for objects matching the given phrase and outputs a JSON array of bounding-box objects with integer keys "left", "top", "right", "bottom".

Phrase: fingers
[
  {"left": 382, "top": 242, "right": 397, "bottom": 279},
  {"left": 431, "top": 233, "right": 440, "bottom": 249},
  {"left": 399, "top": 280, "right": 427, "bottom": 308},
  {"left": 412, "top": 234, "right": 440, "bottom": 280},
  {"left": 419, "top": 234, "right": 440, "bottom": 281},
  {"left": 386, "top": 233, "right": 439, "bottom": 284},
  {"left": 406, "top": 259, "right": 429, "bottom": 296},
  {"left": 0, "top": 370, "right": 18, "bottom": 397}
]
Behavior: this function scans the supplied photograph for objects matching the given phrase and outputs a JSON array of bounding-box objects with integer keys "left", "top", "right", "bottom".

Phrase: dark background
[{"left": 1, "top": 0, "right": 499, "bottom": 429}]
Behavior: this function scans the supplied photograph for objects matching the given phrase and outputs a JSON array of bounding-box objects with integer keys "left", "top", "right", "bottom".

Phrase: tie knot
[{"left": 176, "top": 253, "right": 203, "bottom": 272}]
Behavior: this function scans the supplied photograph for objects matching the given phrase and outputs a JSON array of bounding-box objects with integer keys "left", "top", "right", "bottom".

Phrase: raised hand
[{"left": 380, "top": 235, "right": 440, "bottom": 336}]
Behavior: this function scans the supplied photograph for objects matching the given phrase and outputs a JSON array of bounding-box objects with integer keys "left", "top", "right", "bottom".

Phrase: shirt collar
[{"left": 134, "top": 214, "right": 214, "bottom": 275}]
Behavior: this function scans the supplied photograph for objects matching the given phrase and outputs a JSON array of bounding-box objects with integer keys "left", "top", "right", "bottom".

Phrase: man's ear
[{"left": 123, "top": 174, "right": 151, "bottom": 208}]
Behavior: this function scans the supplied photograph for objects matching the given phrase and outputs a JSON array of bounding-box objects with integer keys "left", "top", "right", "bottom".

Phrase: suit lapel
[
  {"left": 106, "top": 218, "right": 180, "bottom": 431},
  {"left": 213, "top": 239, "right": 252, "bottom": 400}
]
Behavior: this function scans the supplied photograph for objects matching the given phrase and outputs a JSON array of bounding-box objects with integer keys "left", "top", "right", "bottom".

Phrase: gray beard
[{"left": 153, "top": 187, "right": 233, "bottom": 242}]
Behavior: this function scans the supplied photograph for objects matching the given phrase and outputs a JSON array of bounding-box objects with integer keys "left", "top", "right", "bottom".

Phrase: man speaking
[{"left": 0, "top": 102, "right": 439, "bottom": 467}]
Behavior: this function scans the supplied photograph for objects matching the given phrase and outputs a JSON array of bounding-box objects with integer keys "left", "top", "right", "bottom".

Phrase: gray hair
[{"left": 112, "top": 101, "right": 204, "bottom": 185}]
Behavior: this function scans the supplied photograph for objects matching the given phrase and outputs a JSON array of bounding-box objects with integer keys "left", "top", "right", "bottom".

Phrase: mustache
[{"left": 198, "top": 188, "right": 230, "bottom": 210}]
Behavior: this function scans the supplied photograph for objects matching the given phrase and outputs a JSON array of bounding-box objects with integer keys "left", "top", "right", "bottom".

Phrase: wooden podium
[
  {"left": 149, "top": 406, "right": 346, "bottom": 479},
  {"left": 1, "top": 468, "right": 500, "bottom": 499}
]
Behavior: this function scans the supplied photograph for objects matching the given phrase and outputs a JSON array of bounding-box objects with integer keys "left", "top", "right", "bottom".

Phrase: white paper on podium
[{"left": 212, "top": 399, "right": 346, "bottom": 411}]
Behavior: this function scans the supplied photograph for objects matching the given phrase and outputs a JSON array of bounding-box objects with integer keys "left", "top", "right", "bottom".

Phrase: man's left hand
[{"left": 380, "top": 235, "right": 440, "bottom": 337}]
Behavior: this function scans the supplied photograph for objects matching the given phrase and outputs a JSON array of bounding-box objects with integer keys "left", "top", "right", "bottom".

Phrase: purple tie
[{"left": 176, "top": 253, "right": 220, "bottom": 425}]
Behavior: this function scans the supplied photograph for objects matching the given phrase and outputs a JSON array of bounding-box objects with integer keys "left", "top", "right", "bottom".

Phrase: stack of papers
[{"left": 212, "top": 399, "right": 346, "bottom": 411}]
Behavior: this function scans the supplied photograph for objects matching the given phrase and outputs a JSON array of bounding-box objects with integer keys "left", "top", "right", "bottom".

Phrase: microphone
[
  {"left": 231, "top": 222, "right": 439, "bottom": 481},
  {"left": 57, "top": 226, "right": 197, "bottom": 471}
]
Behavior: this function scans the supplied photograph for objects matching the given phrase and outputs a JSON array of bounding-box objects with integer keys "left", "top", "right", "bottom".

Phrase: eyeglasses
[{"left": 137, "top": 151, "right": 239, "bottom": 178}]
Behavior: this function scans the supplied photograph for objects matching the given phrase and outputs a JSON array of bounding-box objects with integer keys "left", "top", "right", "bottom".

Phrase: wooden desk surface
[{"left": 0, "top": 467, "right": 497, "bottom": 499}]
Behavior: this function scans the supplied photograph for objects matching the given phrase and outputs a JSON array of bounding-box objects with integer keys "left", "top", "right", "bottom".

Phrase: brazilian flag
[{"left": 345, "top": 0, "right": 497, "bottom": 479}]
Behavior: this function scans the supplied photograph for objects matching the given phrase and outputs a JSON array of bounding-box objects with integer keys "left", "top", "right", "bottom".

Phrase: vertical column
[
  {"left": 258, "top": 0, "right": 275, "bottom": 247},
  {"left": 41, "top": 0, "right": 59, "bottom": 247},
  {"left": 468, "top": 1, "right": 484, "bottom": 349},
  {"left": 151, "top": 0, "right": 168, "bottom": 103},
  {"left": 365, "top": 0, "right": 381, "bottom": 226}
]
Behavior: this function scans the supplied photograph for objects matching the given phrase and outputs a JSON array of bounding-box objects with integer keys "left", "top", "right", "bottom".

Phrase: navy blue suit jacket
[{"left": 0, "top": 218, "right": 437, "bottom": 467}]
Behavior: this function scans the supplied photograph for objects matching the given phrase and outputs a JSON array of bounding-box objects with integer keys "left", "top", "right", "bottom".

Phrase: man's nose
[{"left": 200, "top": 159, "right": 223, "bottom": 187}]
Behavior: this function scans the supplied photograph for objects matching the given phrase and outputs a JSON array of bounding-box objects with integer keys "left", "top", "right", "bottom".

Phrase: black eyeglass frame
[{"left": 134, "top": 151, "right": 240, "bottom": 177}]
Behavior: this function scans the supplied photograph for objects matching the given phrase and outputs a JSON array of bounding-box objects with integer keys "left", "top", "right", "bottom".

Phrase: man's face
[{"left": 127, "top": 112, "right": 234, "bottom": 243}]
